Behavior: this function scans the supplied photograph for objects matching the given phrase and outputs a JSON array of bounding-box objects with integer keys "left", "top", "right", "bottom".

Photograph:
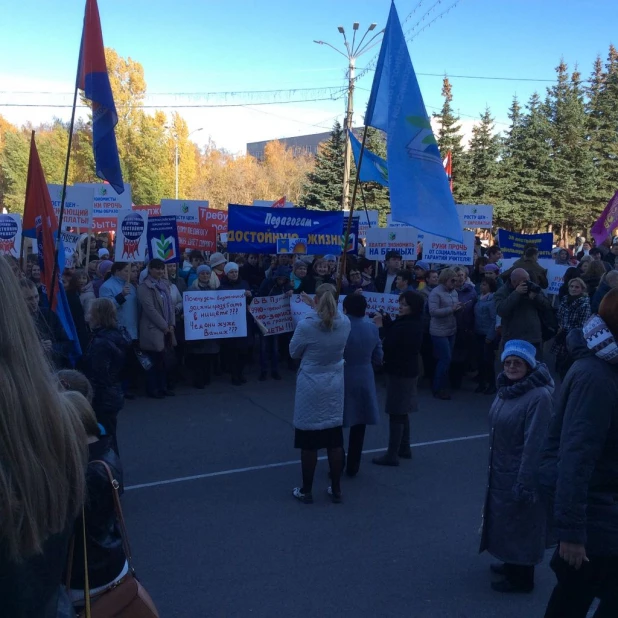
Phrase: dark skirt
[
  {"left": 385, "top": 375, "right": 419, "bottom": 415},
  {"left": 294, "top": 426, "right": 344, "bottom": 450}
]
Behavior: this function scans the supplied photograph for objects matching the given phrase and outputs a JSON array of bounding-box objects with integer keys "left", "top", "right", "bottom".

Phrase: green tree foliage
[
  {"left": 433, "top": 77, "right": 471, "bottom": 202},
  {"left": 300, "top": 120, "right": 345, "bottom": 210},
  {"left": 468, "top": 106, "right": 502, "bottom": 204},
  {"left": 0, "top": 129, "right": 29, "bottom": 213}
]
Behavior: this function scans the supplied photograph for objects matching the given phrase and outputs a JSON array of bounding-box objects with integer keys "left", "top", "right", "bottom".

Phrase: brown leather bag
[{"left": 68, "top": 459, "right": 160, "bottom": 618}]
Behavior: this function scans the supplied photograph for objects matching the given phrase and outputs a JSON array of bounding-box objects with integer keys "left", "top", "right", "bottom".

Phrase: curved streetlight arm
[{"left": 314, "top": 39, "right": 348, "bottom": 59}]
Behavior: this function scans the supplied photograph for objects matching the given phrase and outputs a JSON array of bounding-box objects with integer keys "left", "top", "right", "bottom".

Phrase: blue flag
[
  {"left": 365, "top": 2, "right": 461, "bottom": 242},
  {"left": 349, "top": 131, "right": 389, "bottom": 187},
  {"left": 77, "top": 0, "right": 124, "bottom": 195}
]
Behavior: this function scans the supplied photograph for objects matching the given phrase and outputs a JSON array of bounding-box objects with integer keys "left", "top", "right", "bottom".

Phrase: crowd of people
[{"left": 2, "top": 226, "right": 618, "bottom": 616}]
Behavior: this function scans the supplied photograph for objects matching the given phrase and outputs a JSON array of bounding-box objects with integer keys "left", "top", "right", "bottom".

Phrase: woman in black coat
[
  {"left": 372, "top": 290, "right": 425, "bottom": 466},
  {"left": 82, "top": 298, "right": 130, "bottom": 454},
  {"left": 219, "top": 262, "right": 254, "bottom": 385}
]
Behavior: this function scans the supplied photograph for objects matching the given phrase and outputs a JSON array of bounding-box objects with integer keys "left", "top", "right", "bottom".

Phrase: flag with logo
[
  {"left": 349, "top": 130, "right": 389, "bottom": 187},
  {"left": 22, "top": 133, "right": 82, "bottom": 361},
  {"left": 78, "top": 0, "right": 124, "bottom": 194},
  {"left": 364, "top": 2, "right": 461, "bottom": 241}
]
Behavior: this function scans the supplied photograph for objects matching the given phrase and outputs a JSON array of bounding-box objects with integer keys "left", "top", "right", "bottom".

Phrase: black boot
[
  {"left": 373, "top": 418, "right": 404, "bottom": 466},
  {"left": 398, "top": 415, "right": 412, "bottom": 459}
]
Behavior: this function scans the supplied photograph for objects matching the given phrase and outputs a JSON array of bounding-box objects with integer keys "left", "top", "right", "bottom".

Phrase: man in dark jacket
[
  {"left": 501, "top": 245, "right": 549, "bottom": 289},
  {"left": 540, "top": 290, "right": 618, "bottom": 617},
  {"left": 590, "top": 270, "right": 618, "bottom": 314},
  {"left": 375, "top": 251, "right": 402, "bottom": 294},
  {"left": 494, "top": 268, "right": 554, "bottom": 355}
]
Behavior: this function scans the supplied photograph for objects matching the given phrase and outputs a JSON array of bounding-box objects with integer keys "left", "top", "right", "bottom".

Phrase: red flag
[
  {"left": 443, "top": 151, "right": 453, "bottom": 193},
  {"left": 271, "top": 196, "right": 286, "bottom": 208},
  {"left": 23, "top": 132, "right": 60, "bottom": 310}
]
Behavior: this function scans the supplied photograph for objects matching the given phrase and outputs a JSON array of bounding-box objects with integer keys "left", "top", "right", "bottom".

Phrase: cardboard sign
[
  {"left": 290, "top": 294, "right": 315, "bottom": 326},
  {"left": 365, "top": 227, "right": 419, "bottom": 259},
  {"left": 456, "top": 204, "right": 493, "bottom": 229},
  {"left": 422, "top": 231, "right": 475, "bottom": 265},
  {"left": 75, "top": 183, "right": 133, "bottom": 231},
  {"left": 183, "top": 290, "right": 247, "bottom": 340},
  {"left": 161, "top": 199, "right": 209, "bottom": 223},
  {"left": 0, "top": 213, "right": 22, "bottom": 259},
  {"left": 177, "top": 220, "right": 217, "bottom": 252},
  {"left": 133, "top": 204, "right": 161, "bottom": 218},
  {"left": 146, "top": 216, "right": 180, "bottom": 263},
  {"left": 349, "top": 291, "right": 401, "bottom": 319},
  {"left": 249, "top": 295, "right": 294, "bottom": 336},
  {"left": 60, "top": 231, "right": 80, "bottom": 267},
  {"left": 114, "top": 209, "right": 148, "bottom": 262},
  {"left": 546, "top": 264, "right": 569, "bottom": 296},
  {"left": 47, "top": 184, "right": 94, "bottom": 229},
  {"left": 199, "top": 207, "right": 228, "bottom": 233}
]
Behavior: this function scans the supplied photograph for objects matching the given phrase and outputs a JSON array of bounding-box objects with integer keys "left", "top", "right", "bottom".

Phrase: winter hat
[
  {"left": 209, "top": 252, "right": 227, "bottom": 268},
  {"left": 196, "top": 264, "right": 211, "bottom": 275},
  {"left": 274, "top": 265, "right": 291, "bottom": 278},
  {"left": 97, "top": 260, "right": 113, "bottom": 278},
  {"left": 224, "top": 262, "right": 239, "bottom": 275},
  {"left": 293, "top": 260, "right": 308, "bottom": 272},
  {"left": 97, "top": 248, "right": 110, "bottom": 259},
  {"left": 323, "top": 254, "right": 336, "bottom": 261},
  {"left": 501, "top": 339, "right": 537, "bottom": 368},
  {"left": 484, "top": 263, "right": 500, "bottom": 273},
  {"left": 583, "top": 314, "right": 618, "bottom": 364},
  {"left": 414, "top": 260, "right": 430, "bottom": 271}
]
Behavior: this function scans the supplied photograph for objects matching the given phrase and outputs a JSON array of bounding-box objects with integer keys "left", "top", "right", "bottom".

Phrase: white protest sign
[
  {"left": 47, "top": 184, "right": 94, "bottom": 229},
  {"left": 291, "top": 294, "right": 315, "bottom": 326},
  {"left": 546, "top": 264, "right": 569, "bottom": 296},
  {"left": 60, "top": 231, "right": 80, "bottom": 267},
  {"left": 456, "top": 204, "right": 493, "bottom": 229},
  {"left": 345, "top": 209, "right": 379, "bottom": 238},
  {"left": 76, "top": 182, "right": 132, "bottom": 231},
  {"left": 114, "top": 209, "right": 148, "bottom": 262},
  {"left": 0, "top": 213, "right": 22, "bottom": 259},
  {"left": 365, "top": 227, "right": 419, "bottom": 259},
  {"left": 184, "top": 290, "right": 247, "bottom": 340},
  {"left": 160, "top": 199, "right": 208, "bottom": 223},
  {"left": 350, "top": 291, "right": 401, "bottom": 319},
  {"left": 249, "top": 295, "right": 294, "bottom": 336},
  {"left": 422, "top": 231, "right": 475, "bottom": 265}
]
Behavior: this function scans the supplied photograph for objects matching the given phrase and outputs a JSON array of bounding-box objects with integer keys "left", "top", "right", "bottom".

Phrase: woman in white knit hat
[{"left": 479, "top": 339, "right": 554, "bottom": 594}]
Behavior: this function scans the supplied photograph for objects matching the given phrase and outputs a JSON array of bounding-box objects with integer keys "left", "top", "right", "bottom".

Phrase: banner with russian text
[
  {"left": 422, "top": 231, "right": 475, "bottom": 265},
  {"left": 47, "top": 184, "right": 94, "bottom": 230},
  {"left": 161, "top": 199, "right": 209, "bottom": 223},
  {"left": 114, "top": 209, "right": 148, "bottom": 262},
  {"left": 365, "top": 227, "right": 419, "bottom": 259},
  {"left": 249, "top": 294, "right": 294, "bottom": 335},
  {"left": 227, "top": 204, "right": 344, "bottom": 254},
  {"left": 76, "top": 182, "right": 132, "bottom": 231},
  {"left": 497, "top": 230, "right": 553, "bottom": 259}
]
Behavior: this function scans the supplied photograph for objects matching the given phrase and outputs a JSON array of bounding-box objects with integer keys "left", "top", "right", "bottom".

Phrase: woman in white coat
[{"left": 289, "top": 283, "right": 351, "bottom": 504}]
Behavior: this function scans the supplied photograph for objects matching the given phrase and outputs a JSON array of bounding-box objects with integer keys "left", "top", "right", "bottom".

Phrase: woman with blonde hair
[
  {"left": 0, "top": 256, "right": 87, "bottom": 617},
  {"left": 83, "top": 297, "right": 131, "bottom": 454},
  {"left": 289, "top": 284, "right": 351, "bottom": 503}
]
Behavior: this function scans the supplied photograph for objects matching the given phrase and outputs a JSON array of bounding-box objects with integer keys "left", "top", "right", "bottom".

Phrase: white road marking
[{"left": 125, "top": 433, "right": 488, "bottom": 491}]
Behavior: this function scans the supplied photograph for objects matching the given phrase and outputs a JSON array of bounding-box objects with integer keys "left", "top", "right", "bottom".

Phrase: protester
[
  {"left": 476, "top": 263, "right": 501, "bottom": 294},
  {"left": 554, "top": 248, "right": 571, "bottom": 266},
  {"left": 99, "top": 261, "right": 139, "bottom": 342},
  {"left": 324, "top": 254, "right": 337, "bottom": 275},
  {"left": 312, "top": 258, "right": 335, "bottom": 288},
  {"left": 588, "top": 247, "right": 610, "bottom": 272},
  {"left": 372, "top": 291, "right": 424, "bottom": 465},
  {"left": 375, "top": 250, "right": 402, "bottom": 293},
  {"left": 257, "top": 266, "right": 293, "bottom": 381},
  {"left": 576, "top": 241, "right": 592, "bottom": 261},
  {"left": 167, "top": 261, "right": 187, "bottom": 294},
  {"left": 494, "top": 268, "right": 554, "bottom": 355},
  {"left": 591, "top": 269, "right": 618, "bottom": 313},
  {"left": 137, "top": 259, "right": 176, "bottom": 398},
  {"left": 602, "top": 236, "right": 618, "bottom": 269},
  {"left": 97, "top": 247, "right": 110, "bottom": 260},
  {"left": 419, "top": 270, "right": 439, "bottom": 383},
  {"left": 343, "top": 266, "right": 375, "bottom": 293},
  {"left": 64, "top": 269, "right": 91, "bottom": 352},
  {"left": 180, "top": 249, "right": 205, "bottom": 288},
  {"left": 551, "top": 277, "right": 591, "bottom": 379},
  {"left": 240, "top": 253, "right": 265, "bottom": 294},
  {"left": 291, "top": 259, "right": 315, "bottom": 294},
  {"left": 428, "top": 268, "right": 461, "bottom": 399},
  {"left": 341, "top": 294, "right": 383, "bottom": 476},
  {"left": 209, "top": 251, "right": 227, "bottom": 285},
  {"left": 474, "top": 277, "right": 498, "bottom": 395},
  {"left": 558, "top": 267, "right": 581, "bottom": 300},
  {"left": 0, "top": 256, "right": 87, "bottom": 617},
  {"left": 486, "top": 245, "right": 502, "bottom": 266},
  {"left": 480, "top": 340, "right": 554, "bottom": 593},
  {"left": 451, "top": 266, "right": 477, "bottom": 389},
  {"left": 220, "top": 262, "right": 253, "bottom": 385},
  {"left": 393, "top": 269, "right": 415, "bottom": 294},
  {"left": 578, "top": 255, "right": 592, "bottom": 276},
  {"left": 413, "top": 260, "right": 430, "bottom": 290},
  {"left": 30, "top": 262, "right": 43, "bottom": 299},
  {"left": 501, "top": 245, "right": 549, "bottom": 289},
  {"left": 541, "top": 291, "right": 618, "bottom": 617},
  {"left": 581, "top": 259, "right": 605, "bottom": 298},
  {"left": 472, "top": 256, "right": 489, "bottom": 284},
  {"left": 74, "top": 268, "right": 96, "bottom": 317},
  {"left": 289, "top": 284, "right": 351, "bottom": 504},
  {"left": 82, "top": 298, "right": 130, "bottom": 454},
  {"left": 93, "top": 259, "right": 113, "bottom": 297},
  {"left": 358, "top": 257, "right": 376, "bottom": 287},
  {"left": 20, "top": 278, "right": 72, "bottom": 369}
]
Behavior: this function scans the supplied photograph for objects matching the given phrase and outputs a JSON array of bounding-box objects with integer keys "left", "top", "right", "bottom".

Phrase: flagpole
[
  {"left": 337, "top": 125, "right": 369, "bottom": 299},
  {"left": 49, "top": 57, "right": 81, "bottom": 311},
  {"left": 359, "top": 183, "right": 371, "bottom": 228}
]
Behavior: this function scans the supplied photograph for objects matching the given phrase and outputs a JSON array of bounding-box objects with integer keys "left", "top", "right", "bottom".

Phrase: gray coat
[
  {"left": 428, "top": 284, "right": 458, "bottom": 337},
  {"left": 480, "top": 363, "right": 554, "bottom": 565},
  {"left": 289, "top": 313, "right": 351, "bottom": 430},
  {"left": 137, "top": 277, "right": 176, "bottom": 352},
  {"left": 343, "top": 316, "right": 383, "bottom": 427}
]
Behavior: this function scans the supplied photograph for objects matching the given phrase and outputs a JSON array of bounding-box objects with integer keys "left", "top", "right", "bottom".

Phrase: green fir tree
[{"left": 467, "top": 106, "right": 501, "bottom": 205}]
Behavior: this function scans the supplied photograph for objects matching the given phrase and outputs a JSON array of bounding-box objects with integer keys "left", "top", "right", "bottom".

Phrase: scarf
[{"left": 148, "top": 276, "right": 172, "bottom": 324}]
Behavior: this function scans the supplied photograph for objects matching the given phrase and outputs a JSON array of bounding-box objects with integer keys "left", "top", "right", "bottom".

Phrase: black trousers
[
  {"left": 476, "top": 335, "right": 496, "bottom": 387},
  {"left": 188, "top": 353, "right": 213, "bottom": 388},
  {"left": 504, "top": 563, "right": 534, "bottom": 588},
  {"left": 345, "top": 424, "right": 366, "bottom": 476},
  {"left": 420, "top": 331, "right": 436, "bottom": 381},
  {"left": 544, "top": 549, "right": 618, "bottom": 617}
]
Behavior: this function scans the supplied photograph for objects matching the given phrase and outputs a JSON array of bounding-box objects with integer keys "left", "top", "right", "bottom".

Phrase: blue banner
[
  {"left": 227, "top": 205, "right": 344, "bottom": 255},
  {"left": 497, "top": 229, "right": 553, "bottom": 259},
  {"left": 146, "top": 215, "right": 180, "bottom": 263}
]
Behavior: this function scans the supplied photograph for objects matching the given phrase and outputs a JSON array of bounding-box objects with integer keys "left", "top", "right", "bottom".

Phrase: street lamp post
[
  {"left": 314, "top": 22, "right": 381, "bottom": 210},
  {"left": 173, "top": 127, "right": 204, "bottom": 199}
]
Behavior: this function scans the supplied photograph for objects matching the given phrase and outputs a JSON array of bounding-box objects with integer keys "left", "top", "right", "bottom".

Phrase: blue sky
[{"left": 1, "top": 0, "right": 617, "bottom": 151}]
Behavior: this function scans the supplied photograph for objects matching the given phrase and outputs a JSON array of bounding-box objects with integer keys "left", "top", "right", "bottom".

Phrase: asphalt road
[{"left": 118, "top": 365, "right": 559, "bottom": 618}]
